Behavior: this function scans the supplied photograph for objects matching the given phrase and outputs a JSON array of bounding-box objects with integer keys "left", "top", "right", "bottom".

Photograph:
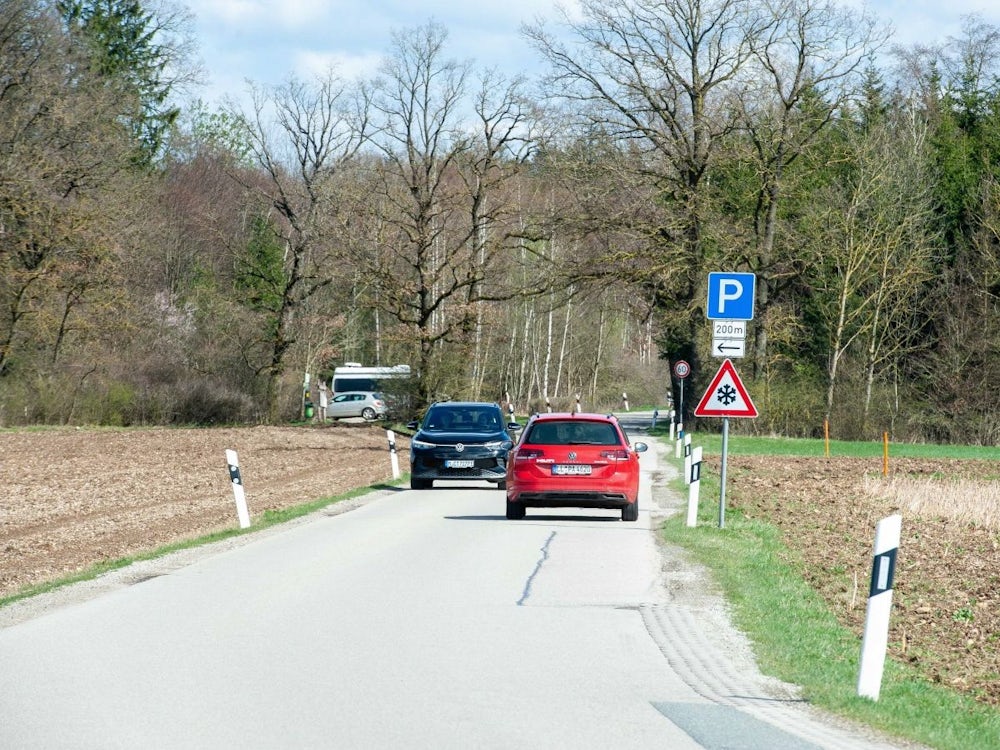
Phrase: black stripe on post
[
  {"left": 868, "top": 547, "right": 897, "bottom": 597},
  {"left": 690, "top": 461, "right": 701, "bottom": 483},
  {"left": 228, "top": 465, "right": 242, "bottom": 485}
]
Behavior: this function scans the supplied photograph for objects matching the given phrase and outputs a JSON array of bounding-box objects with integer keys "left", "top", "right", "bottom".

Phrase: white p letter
[{"left": 717, "top": 279, "right": 743, "bottom": 314}]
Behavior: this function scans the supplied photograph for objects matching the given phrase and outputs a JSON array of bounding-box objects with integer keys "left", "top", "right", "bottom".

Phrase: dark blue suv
[{"left": 407, "top": 402, "right": 517, "bottom": 489}]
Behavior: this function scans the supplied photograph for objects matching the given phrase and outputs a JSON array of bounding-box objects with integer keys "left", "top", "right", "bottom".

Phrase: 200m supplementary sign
[{"left": 713, "top": 321, "right": 747, "bottom": 337}]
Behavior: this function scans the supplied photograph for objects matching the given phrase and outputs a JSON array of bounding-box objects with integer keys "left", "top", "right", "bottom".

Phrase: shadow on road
[{"left": 444, "top": 514, "right": 624, "bottom": 524}]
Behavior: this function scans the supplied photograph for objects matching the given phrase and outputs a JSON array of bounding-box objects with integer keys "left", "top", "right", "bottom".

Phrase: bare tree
[
  {"left": 0, "top": 1, "right": 137, "bottom": 380},
  {"left": 464, "top": 68, "right": 536, "bottom": 395},
  {"left": 230, "top": 72, "right": 370, "bottom": 422},
  {"left": 524, "top": 0, "right": 770, "bottom": 417},
  {"left": 360, "top": 22, "right": 541, "bottom": 405},
  {"left": 807, "top": 113, "right": 935, "bottom": 432},
  {"left": 58, "top": 0, "right": 203, "bottom": 163},
  {"left": 737, "top": 0, "right": 886, "bottom": 379}
]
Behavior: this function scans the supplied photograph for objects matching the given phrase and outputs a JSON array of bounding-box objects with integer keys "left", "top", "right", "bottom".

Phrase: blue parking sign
[{"left": 707, "top": 272, "right": 756, "bottom": 320}]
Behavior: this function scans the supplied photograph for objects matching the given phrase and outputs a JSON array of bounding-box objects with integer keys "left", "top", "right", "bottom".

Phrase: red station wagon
[{"left": 505, "top": 412, "right": 648, "bottom": 521}]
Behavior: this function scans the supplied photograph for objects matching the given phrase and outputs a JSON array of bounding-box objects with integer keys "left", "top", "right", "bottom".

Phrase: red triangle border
[{"left": 694, "top": 359, "right": 759, "bottom": 418}]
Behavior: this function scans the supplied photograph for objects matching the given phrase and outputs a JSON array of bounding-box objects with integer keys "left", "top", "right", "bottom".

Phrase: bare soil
[
  {"left": 1, "top": 426, "right": 996, "bottom": 709},
  {"left": 0, "top": 424, "right": 405, "bottom": 598}
]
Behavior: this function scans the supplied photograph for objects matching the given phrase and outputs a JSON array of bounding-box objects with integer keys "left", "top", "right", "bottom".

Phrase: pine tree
[{"left": 59, "top": 0, "right": 182, "bottom": 165}]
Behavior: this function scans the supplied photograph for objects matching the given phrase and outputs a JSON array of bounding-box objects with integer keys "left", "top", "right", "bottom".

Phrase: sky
[{"left": 188, "top": 0, "right": 1000, "bottom": 112}]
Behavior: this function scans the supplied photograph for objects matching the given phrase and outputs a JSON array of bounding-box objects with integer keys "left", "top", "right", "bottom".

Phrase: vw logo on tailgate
[{"left": 455, "top": 443, "right": 465, "bottom": 452}]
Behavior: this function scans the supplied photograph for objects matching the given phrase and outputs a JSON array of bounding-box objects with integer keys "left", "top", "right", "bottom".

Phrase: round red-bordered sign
[{"left": 673, "top": 360, "right": 691, "bottom": 379}]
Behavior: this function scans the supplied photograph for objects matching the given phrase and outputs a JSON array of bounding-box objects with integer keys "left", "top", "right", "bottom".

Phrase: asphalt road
[{"left": 0, "top": 431, "right": 916, "bottom": 749}]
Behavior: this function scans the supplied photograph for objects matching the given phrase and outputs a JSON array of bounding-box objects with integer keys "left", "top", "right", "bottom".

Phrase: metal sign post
[
  {"left": 719, "top": 418, "right": 729, "bottom": 528},
  {"left": 673, "top": 360, "right": 690, "bottom": 425}
]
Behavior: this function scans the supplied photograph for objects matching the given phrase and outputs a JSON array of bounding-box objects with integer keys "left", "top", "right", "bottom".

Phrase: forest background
[{"left": 2, "top": 0, "right": 999, "bottom": 444}]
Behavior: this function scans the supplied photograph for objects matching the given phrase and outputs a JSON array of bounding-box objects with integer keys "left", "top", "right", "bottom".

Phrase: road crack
[{"left": 517, "top": 530, "right": 556, "bottom": 606}]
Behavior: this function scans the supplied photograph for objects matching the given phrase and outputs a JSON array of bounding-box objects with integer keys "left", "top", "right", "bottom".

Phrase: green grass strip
[
  {"left": 648, "top": 427, "right": 1000, "bottom": 461},
  {"left": 662, "top": 469, "right": 1000, "bottom": 749}
]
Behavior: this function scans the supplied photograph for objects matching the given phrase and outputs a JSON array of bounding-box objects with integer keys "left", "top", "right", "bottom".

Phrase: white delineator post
[
  {"left": 674, "top": 423, "right": 684, "bottom": 459},
  {"left": 686, "top": 446, "right": 702, "bottom": 527},
  {"left": 225, "top": 449, "right": 252, "bottom": 529},
  {"left": 857, "top": 514, "right": 902, "bottom": 701},
  {"left": 669, "top": 410, "right": 676, "bottom": 441},
  {"left": 682, "top": 433, "right": 693, "bottom": 485},
  {"left": 387, "top": 430, "right": 401, "bottom": 480}
]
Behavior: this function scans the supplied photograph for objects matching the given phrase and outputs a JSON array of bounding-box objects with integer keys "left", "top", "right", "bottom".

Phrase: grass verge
[
  {"left": 0, "top": 479, "right": 405, "bottom": 610},
  {"left": 661, "top": 451, "right": 1000, "bottom": 749},
  {"left": 656, "top": 429, "right": 1000, "bottom": 462}
]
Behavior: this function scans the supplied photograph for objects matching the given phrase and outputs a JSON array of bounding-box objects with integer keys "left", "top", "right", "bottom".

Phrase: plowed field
[{"left": 0, "top": 425, "right": 405, "bottom": 597}]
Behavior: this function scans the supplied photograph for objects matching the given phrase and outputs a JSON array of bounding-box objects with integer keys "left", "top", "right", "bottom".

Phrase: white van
[{"left": 331, "top": 363, "right": 411, "bottom": 397}]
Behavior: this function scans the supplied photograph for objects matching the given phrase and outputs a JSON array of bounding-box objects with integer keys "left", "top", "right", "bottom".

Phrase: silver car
[{"left": 326, "top": 391, "right": 387, "bottom": 421}]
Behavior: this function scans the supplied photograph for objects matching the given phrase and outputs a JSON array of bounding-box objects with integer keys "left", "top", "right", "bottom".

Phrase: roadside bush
[
  {"left": 721, "top": 370, "right": 826, "bottom": 438},
  {"left": 0, "top": 378, "right": 34, "bottom": 426},
  {"left": 171, "top": 380, "right": 257, "bottom": 425},
  {"left": 69, "top": 381, "right": 139, "bottom": 426}
]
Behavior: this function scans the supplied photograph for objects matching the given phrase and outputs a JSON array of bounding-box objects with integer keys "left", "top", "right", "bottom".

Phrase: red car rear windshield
[{"left": 525, "top": 420, "right": 620, "bottom": 446}]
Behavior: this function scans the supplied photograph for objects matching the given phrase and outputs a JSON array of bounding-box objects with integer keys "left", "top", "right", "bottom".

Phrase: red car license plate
[{"left": 552, "top": 464, "right": 592, "bottom": 476}]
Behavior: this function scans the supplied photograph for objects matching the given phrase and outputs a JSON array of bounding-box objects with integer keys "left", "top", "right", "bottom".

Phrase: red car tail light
[
  {"left": 600, "top": 449, "right": 630, "bottom": 460},
  {"left": 515, "top": 448, "right": 545, "bottom": 460}
]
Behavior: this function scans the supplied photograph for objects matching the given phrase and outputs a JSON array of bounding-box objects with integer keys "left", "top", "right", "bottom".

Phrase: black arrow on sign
[{"left": 716, "top": 341, "right": 742, "bottom": 354}]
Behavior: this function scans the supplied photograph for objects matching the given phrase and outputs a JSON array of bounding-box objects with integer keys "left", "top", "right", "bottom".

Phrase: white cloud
[
  {"left": 194, "top": 0, "right": 1000, "bottom": 112},
  {"left": 196, "top": 0, "right": 347, "bottom": 30},
  {"left": 294, "top": 49, "right": 384, "bottom": 82},
  {"left": 196, "top": 0, "right": 266, "bottom": 25},
  {"left": 843, "top": 0, "right": 1000, "bottom": 47}
]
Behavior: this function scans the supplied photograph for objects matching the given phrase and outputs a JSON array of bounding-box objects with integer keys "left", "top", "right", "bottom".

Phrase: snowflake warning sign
[{"left": 694, "top": 359, "right": 758, "bottom": 418}]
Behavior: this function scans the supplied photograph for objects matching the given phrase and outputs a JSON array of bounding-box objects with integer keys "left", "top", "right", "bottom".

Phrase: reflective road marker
[
  {"left": 225, "top": 449, "right": 252, "bottom": 529},
  {"left": 857, "top": 514, "right": 902, "bottom": 700}
]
